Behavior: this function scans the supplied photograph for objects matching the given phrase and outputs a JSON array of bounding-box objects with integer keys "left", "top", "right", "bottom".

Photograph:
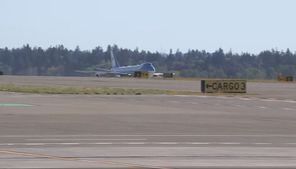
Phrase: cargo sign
[
  {"left": 201, "top": 80, "right": 246, "bottom": 93},
  {"left": 277, "top": 75, "right": 293, "bottom": 82}
]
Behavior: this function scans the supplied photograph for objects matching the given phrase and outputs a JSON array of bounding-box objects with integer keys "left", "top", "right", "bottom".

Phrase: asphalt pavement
[{"left": 1, "top": 88, "right": 296, "bottom": 168}]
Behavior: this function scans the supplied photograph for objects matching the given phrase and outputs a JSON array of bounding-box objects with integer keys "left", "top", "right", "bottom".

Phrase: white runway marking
[
  {"left": 3, "top": 134, "right": 296, "bottom": 137},
  {"left": 283, "top": 100, "right": 296, "bottom": 103},
  {"left": 59, "top": 143, "right": 80, "bottom": 145},
  {"left": 175, "top": 95, "right": 296, "bottom": 104},
  {"left": 168, "top": 100, "right": 180, "bottom": 103},
  {"left": 239, "top": 98, "right": 252, "bottom": 101},
  {"left": 154, "top": 142, "right": 178, "bottom": 145},
  {"left": 252, "top": 143, "right": 272, "bottom": 145},
  {"left": 24, "top": 143, "right": 45, "bottom": 146},
  {"left": 0, "top": 142, "right": 289, "bottom": 146},
  {"left": 283, "top": 108, "right": 295, "bottom": 111},
  {"left": 93, "top": 142, "right": 113, "bottom": 145},
  {"left": 219, "top": 142, "right": 241, "bottom": 145},
  {"left": 27, "top": 138, "right": 147, "bottom": 141},
  {"left": 259, "top": 98, "right": 296, "bottom": 103},
  {"left": 190, "top": 142, "right": 210, "bottom": 145},
  {"left": 189, "top": 102, "right": 198, "bottom": 105},
  {"left": 125, "top": 142, "right": 146, "bottom": 145}
]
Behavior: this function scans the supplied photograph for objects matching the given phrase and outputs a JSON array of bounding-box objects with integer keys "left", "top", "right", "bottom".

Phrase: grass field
[{"left": 0, "top": 84, "right": 200, "bottom": 95}]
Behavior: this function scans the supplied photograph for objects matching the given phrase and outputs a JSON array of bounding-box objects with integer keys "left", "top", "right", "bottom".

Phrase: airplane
[{"left": 85, "top": 49, "right": 158, "bottom": 77}]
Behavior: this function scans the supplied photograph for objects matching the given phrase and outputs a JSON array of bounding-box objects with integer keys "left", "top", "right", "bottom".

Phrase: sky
[{"left": 0, "top": 0, "right": 295, "bottom": 53}]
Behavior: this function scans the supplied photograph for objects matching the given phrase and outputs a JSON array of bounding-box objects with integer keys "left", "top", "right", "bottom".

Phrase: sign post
[{"left": 277, "top": 75, "right": 293, "bottom": 82}]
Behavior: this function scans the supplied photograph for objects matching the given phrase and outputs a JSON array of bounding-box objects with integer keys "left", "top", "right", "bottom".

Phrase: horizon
[{"left": 1, "top": 44, "right": 295, "bottom": 55}]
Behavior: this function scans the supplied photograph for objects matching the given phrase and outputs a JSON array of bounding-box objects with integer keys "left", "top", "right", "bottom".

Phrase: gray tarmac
[{"left": 0, "top": 76, "right": 296, "bottom": 168}]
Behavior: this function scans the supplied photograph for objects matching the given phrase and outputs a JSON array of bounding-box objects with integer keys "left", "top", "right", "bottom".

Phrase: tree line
[{"left": 0, "top": 44, "right": 295, "bottom": 79}]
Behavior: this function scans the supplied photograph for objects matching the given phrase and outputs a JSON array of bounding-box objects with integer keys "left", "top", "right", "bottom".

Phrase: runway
[{"left": 1, "top": 88, "right": 296, "bottom": 168}]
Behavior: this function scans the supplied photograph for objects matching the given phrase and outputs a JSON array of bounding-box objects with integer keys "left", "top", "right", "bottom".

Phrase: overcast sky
[{"left": 1, "top": 0, "right": 295, "bottom": 53}]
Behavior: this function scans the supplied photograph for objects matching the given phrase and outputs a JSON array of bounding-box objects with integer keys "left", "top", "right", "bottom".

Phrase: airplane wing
[
  {"left": 76, "top": 67, "right": 111, "bottom": 73},
  {"left": 75, "top": 70, "right": 97, "bottom": 73},
  {"left": 76, "top": 67, "right": 133, "bottom": 77},
  {"left": 94, "top": 68, "right": 112, "bottom": 72}
]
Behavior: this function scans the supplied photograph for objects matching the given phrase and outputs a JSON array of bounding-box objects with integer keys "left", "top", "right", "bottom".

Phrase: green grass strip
[
  {"left": 0, "top": 84, "right": 199, "bottom": 95},
  {"left": 0, "top": 103, "right": 33, "bottom": 107}
]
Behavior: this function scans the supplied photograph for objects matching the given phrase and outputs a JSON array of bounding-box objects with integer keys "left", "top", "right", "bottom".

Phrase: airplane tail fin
[{"left": 111, "top": 49, "right": 120, "bottom": 68}]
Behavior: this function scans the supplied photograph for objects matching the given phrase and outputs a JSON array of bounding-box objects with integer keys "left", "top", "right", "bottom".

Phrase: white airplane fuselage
[{"left": 95, "top": 49, "right": 157, "bottom": 77}]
